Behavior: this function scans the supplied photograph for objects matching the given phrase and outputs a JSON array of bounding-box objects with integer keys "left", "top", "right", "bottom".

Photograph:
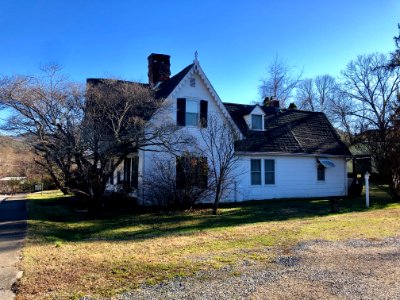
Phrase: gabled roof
[
  {"left": 224, "top": 103, "right": 351, "bottom": 156},
  {"left": 155, "top": 64, "right": 194, "bottom": 99},
  {"left": 86, "top": 62, "right": 242, "bottom": 137},
  {"left": 161, "top": 61, "right": 243, "bottom": 138}
]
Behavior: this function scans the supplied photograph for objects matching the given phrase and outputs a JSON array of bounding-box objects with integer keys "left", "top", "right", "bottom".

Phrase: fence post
[{"left": 365, "top": 172, "right": 370, "bottom": 208}]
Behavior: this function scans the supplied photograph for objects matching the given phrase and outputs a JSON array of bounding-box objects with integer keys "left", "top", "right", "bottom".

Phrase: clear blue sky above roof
[{"left": 0, "top": 0, "right": 399, "bottom": 105}]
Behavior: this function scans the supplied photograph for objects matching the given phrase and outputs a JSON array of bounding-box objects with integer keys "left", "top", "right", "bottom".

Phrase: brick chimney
[
  {"left": 263, "top": 96, "right": 280, "bottom": 108},
  {"left": 148, "top": 53, "right": 171, "bottom": 86}
]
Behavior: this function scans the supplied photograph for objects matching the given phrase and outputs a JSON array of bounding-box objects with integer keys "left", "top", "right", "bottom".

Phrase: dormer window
[{"left": 251, "top": 114, "right": 263, "bottom": 130}]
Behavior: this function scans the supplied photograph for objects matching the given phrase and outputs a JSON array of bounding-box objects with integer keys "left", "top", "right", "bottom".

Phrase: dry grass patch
[{"left": 17, "top": 186, "right": 400, "bottom": 299}]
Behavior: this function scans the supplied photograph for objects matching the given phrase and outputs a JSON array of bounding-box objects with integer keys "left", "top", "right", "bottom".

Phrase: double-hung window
[
  {"left": 177, "top": 98, "right": 208, "bottom": 127},
  {"left": 186, "top": 100, "right": 199, "bottom": 126},
  {"left": 251, "top": 159, "right": 262, "bottom": 185},
  {"left": 251, "top": 159, "right": 275, "bottom": 185},
  {"left": 124, "top": 157, "right": 139, "bottom": 189},
  {"left": 264, "top": 159, "right": 275, "bottom": 184}
]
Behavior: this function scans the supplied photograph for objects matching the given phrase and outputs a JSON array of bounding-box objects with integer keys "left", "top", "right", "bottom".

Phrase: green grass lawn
[{"left": 18, "top": 184, "right": 400, "bottom": 299}]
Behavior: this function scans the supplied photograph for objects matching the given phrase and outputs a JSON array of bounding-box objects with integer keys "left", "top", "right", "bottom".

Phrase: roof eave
[{"left": 234, "top": 151, "right": 351, "bottom": 158}]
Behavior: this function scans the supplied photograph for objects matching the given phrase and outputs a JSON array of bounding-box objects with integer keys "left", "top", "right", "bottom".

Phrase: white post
[{"left": 365, "top": 172, "right": 370, "bottom": 208}]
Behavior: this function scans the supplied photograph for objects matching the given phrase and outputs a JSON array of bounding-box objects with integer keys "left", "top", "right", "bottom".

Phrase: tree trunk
[
  {"left": 87, "top": 176, "right": 107, "bottom": 217},
  {"left": 43, "top": 165, "right": 69, "bottom": 194},
  {"left": 212, "top": 203, "right": 218, "bottom": 215},
  {"left": 60, "top": 187, "right": 69, "bottom": 195},
  {"left": 212, "top": 185, "right": 221, "bottom": 215}
]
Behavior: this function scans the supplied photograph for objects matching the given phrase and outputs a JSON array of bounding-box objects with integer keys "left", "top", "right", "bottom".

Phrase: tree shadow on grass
[{"left": 26, "top": 184, "right": 397, "bottom": 243}]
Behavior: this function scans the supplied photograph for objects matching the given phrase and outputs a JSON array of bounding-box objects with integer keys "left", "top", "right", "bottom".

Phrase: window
[
  {"left": 317, "top": 162, "right": 325, "bottom": 181},
  {"left": 190, "top": 77, "right": 196, "bottom": 87},
  {"left": 109, "top": 174, "right": 114, "bottom": 185},
  {"left": 177, "top": 98, "right": 208, "bottom": 127},
  {"left": 176, "top": 155, "right": 208, "bottom": 189},
  {"left": 124, "top": 157, "right": 139, "bottom": 189},
  {"left": 186, "top": 100, "right": 198, "bottom": 126},
  {"left": 251, "top": 159, "right": 261, "bottom": 185},
  {"left": 251, "top": 114, "right": 263, "bottom": 130},
  {"left": 264, "top": 159, "right": 275, "bottom": 184},
  {"left": 117, "top": 171, "right": 122, "bottom": 184}
]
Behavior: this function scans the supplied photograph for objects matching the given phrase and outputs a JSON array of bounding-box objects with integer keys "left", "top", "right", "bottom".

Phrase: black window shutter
[
  {"left": 124, "top": 157, "right": 131, "bottom": 186},
  {"left": 177, "top": 98, "right": 186, "bottom": 126},
  {"left": 200, "top": 100, "right": 208, "bottom": 128}
]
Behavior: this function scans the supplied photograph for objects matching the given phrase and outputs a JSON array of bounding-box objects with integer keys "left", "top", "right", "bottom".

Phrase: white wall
[
  {"left": 227, "top": 155, "right": 347, "bottom": 202},
  {"left": 140, "top": 70, "right": 232, "bottom": 204}
]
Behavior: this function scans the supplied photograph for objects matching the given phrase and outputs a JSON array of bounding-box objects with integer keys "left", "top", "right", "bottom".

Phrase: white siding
[{"left": 227, "top": 155, "right": 347, "bottom": 202}]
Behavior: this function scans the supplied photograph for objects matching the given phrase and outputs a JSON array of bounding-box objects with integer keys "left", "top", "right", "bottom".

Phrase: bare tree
[
  {"left": 0, "top": 64, "right": 84, "bottom": 193},
  {"left": 0, "top": 65, "right": 187, "bottom": 213},
  {"left": 296, "top": 78, "right": 316, "bottom": 111},
  {"left": 328, "top": 91, "right": 360, "bottom": 144},
  {"left": 142, "top": 152, "right": 209, "bottom": 210},
  {"left": 388, "top": 24, "right": 400, "bottom": 69},
  {"left": 259, "top": 55, "right": 302, "bottom": 108},
  {"left": 389, "top": 96, "right": 400, "bottom": 198},
  {"left": 340, "top": 53, "right": 400, "bottom": 196},
  {"left": 199, "top": 114, "right": 240, "bottom": 215},
  {"left": 297, "top": 75, "right": 337, "bottom": 113},
  {"left": 341, "top": 53, "right": 400, "bottom": 134},
  {"left": 141, "top": 158, "right": 178, "bottom": 209},
  {"left": 315, "top": 75, "right": 337, "bottom": 112}
]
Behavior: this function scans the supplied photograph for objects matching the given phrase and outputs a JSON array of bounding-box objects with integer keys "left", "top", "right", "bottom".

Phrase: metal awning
[{"left": 318, "top": 159, "right": 335, "bottom": 168}]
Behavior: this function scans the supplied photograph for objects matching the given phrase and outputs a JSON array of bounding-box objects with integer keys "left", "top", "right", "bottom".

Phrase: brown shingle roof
[{"left": 224, "top": 102, "right": 351, "bottom": 156}]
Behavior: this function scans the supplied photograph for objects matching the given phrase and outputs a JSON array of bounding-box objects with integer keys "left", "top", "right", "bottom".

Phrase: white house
[{"left": 97, "top": 53, "right": 351, "bottom": 205}]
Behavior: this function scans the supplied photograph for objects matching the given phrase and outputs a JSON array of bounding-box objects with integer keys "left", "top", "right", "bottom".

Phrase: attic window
[
  {"left": 251, "top": 114, "right": 263, "bottom": 130},
  {"left": 190, "top": 77, "right": 196, "bottom": 87}
]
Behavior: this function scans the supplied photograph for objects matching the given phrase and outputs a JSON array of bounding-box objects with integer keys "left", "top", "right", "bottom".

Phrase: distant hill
[{"left": 0, "top": 135, "right": 40, "bottom": 179}]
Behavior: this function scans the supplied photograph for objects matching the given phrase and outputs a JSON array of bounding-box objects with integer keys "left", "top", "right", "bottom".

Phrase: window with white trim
[
  {"left": 264, "top": 159, "right": 275, "bottom": 184},
  {"left": 251, "top": 114, "right": 263, "bottom": 130},
  {"left": 177, "top": 98, "right": 208, "bottom": 127},
  {"left": 186, "top": 100, "right": 199, "bottom": 126},
  {"left": 251, "top": 159, "right": 261, "bottom": 185}
]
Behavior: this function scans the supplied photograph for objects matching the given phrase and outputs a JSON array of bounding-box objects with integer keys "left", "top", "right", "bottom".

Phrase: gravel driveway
[{"left": 117, "top": 237, "right": 400, "bottom": 300}]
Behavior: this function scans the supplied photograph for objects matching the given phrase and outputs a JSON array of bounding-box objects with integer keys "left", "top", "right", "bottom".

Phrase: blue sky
[{"left": 0, "top": 0, "right": 399, "bottom": 104}]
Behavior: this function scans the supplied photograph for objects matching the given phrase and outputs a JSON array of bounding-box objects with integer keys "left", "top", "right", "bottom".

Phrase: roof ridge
[
  {"left": 155, "top": 63, "right": 194, "bottom": 99},
  {"left": 287, "top": 123, "right": 305, "bottom": 152}
]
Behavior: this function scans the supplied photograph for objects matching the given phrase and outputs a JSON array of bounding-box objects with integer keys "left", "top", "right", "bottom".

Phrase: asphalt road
[{"left": 0, "top": 195, "right": 27, "bottom": 300}]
